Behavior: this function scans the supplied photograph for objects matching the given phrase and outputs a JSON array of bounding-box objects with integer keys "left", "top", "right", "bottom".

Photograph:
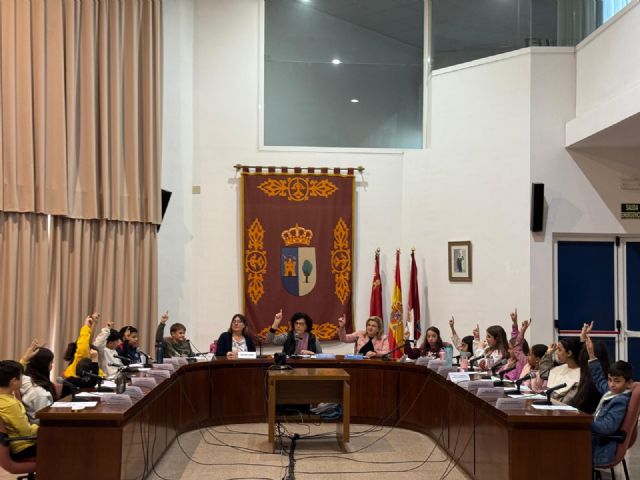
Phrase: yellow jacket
[
  {"left": 0, "top": 393, "right": 38, "bottom": 454},
  {"left": 63, "top": 325, "right": 105, "bottom": 378}
]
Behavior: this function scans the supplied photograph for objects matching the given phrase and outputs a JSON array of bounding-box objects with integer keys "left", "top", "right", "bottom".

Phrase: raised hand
[
  {"left": 473, "top": 324, "right": 480, "bottom": 339},
  {"left": 105, "top": 319, "right": 114, "bottom": 329},
  {"left": 337, "top": 315, "right": 346, "bottom": 329},
  {"left": 546, "top": 343, "right": 557, "bottom": 355},
  {"left": 510, "top": 308, "right": 518, "bottom": 324},
  {"left": 520, "top": 318, "right": 531, "bottom": 333},
  {"left": 585, "top": 334, "right": 595, "bottom": 360},
  {"left": 449, "top": 316, "right": 456, "bottom": 333},
  {"left": 85, "top": 315, "right": 94, "bottom": 328},
  {"left": 580, "top": 321, "right": 594, "bottom": 342},
  {"left": 21, "top": 339, "right": 43, "bottom": 363},
  {"left": 273, "top": 309, "right": 283, "bottom": 327},
  {"left": 404, "top": 329, "right": 410, "bottom": 340},
  {"left": 160, "top": 311, "right": 169, "bottom": 324}
]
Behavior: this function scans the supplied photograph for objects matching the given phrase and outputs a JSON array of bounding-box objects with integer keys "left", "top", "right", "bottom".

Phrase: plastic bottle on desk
[
  {"left": 460, "top": 352, "right": 470, "bottom": 371},
  {"left": 444, "top": 345, "right": 454, "bottom": 366},
  {"left": 439, "top": 349, "right": 446, "bottom": 361},
  {"left": 155, "top": 341, "right": 164, "bottom": 365}
]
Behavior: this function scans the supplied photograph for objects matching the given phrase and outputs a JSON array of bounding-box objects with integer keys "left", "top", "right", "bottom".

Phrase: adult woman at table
[
  {"left": 267, "top": 310, "right": 322, "bottom": 355},
  {"left": 337, "top": 315, "right": 389, "bottom": 358},
  {"left": 215, "top": 314, "right": 256, "bottom": 359}
]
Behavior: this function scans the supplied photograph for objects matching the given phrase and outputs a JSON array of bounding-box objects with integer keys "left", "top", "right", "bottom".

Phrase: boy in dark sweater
[{"left": 156, "top": 311, "right": 194, "bottom": 357}]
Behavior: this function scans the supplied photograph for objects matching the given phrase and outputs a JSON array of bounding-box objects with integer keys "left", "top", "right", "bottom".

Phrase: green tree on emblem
[{"left": 302, "top": 260, "right": 313, "bottom": 283}]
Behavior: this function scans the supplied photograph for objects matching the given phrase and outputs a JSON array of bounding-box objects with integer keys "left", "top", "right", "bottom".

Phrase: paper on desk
[
  {"left": 102, "top": 380, "right": 117, "bottom": 388},
  {"left": 51, "top": 401, "right": 97, "bottom": 410},
  {"left": 531, "top": 404, "right": 578, "bottom": 411},
  {"left": 509, "top": 393, "right": 546, "bottom": 400}
]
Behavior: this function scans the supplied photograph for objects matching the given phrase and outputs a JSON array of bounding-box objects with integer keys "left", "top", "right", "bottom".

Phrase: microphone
[
  {"left": 467, "top": 353, "right": 484, "bottom": 372},
  {"left": 187, "top": 340, "right": 207, "bottom": 357},
  {"left": 114, "top": 354, "right": 132, "bottom": 365},
  {"left": 81, "top": 371, "right": 114, "bottom": 392},
  {"left": 533, "top": 382, "right": 568, "bottom": 406},
  {"left": 56, "top": 376, "right": 93, "bottom": 402},
  {"left": 490, "top": 358, "right": 508, "bottom": 375},
  {"left": 493, "top": 363, "right": 516, "bottom": 386},
  {"left": 382, "top": 343, "right": 407, "bottom": 360},
  {"left": 138, "top": 349, "right": 153, "bottom": 367}
]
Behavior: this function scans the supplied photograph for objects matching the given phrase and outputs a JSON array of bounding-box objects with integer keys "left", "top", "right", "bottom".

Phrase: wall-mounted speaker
[
  {"left": 158, "top": 189, "right": 172, "bottom": 231},
  {"left": 530, "top": 183, "right": 544, "bottom": 232}
]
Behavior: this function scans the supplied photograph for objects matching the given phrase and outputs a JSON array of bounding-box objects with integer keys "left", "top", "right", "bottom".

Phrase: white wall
[
  {"left": 403, "top": 50, "right": 532, "bottom": 343},
  {"left": 189, "top": 0, "right": 408, "bottom": 353},
  {"left": 159, "top": 0, "right": 195, "bottom": 333},
  {"left": 161, "top": 0, "right": 640, "bottom": 354},
  {"left": 575, "top": 0, "right": 640, "bottom": 116}
]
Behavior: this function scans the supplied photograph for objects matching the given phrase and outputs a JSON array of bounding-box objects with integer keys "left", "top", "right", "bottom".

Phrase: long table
[{"left": 36, "top": 358, "right": 592, "bottom": 479}]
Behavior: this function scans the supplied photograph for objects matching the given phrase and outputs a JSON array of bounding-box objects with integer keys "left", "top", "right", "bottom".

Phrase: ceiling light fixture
[
  {"left": 331, "top": 58, "right": 342, "bottom": 65},
  {"left": 350, "top": 98, "right": 359, "bottom": 103}
]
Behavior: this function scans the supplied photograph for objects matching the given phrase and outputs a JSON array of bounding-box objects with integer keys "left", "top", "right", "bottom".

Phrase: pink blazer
[{"left": 338, "top": 329, "right": 390, "bottom": 357}]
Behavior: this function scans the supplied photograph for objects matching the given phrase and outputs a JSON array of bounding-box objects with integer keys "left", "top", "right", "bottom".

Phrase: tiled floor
[{"left": 2, "top": 423, "right": 639, "bottom": 479}]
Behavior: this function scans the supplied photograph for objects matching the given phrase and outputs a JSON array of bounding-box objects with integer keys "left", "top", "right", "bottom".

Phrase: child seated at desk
[
  {"left": 585, "top": 333, "right": 633, "bottom": 466},
  {"left": 156, "top": 311, "right": 194, "bottom": 358},
  {"left": 0, "top": 360, "right": 38, "bottom": 460}
]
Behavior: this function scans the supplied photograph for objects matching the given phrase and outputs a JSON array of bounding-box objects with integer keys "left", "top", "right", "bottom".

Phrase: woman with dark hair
[
  {"left": 540, "top": 336, "right": 582, "bottom": 404},
  {"left": 215, "top": 314, "right": 257, "bottom": 358},
  {"left": 19, "top": 340, "right": 57, "bottom": 423},
  {"left": 267, "top": 309, "right": 322, "bottom": 355}
]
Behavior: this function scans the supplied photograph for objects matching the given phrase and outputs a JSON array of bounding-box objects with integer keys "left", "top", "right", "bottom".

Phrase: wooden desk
[
  {"left": 36, "top": 358, "right": 592, "bottom": 480},
  {"left": 267, "top": 368, "right": 350, "bottom": 449}
]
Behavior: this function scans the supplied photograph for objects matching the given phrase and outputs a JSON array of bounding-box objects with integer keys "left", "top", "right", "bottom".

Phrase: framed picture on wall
[{"left": 448, "top": 241, "right": 472, "bottom": 282}]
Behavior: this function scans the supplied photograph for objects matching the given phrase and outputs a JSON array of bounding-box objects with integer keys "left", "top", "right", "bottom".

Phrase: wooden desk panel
[{"left": 36, "top": 359, "right": 593, "bottom": 480}]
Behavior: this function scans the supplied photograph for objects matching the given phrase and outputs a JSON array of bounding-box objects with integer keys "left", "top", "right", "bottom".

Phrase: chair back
[
  {"left": 0, "top": 419, "right": 37, "bottom": 475},
  {"left": 611, "top": 382, "right": 640, "bottom": 465}
]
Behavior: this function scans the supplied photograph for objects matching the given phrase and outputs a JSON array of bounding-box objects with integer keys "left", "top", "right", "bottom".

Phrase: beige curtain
[
  {"left": 49, "top": 217, "right": 158, "bottom": 375},
  {"left": 0, "top": 212, "right": 50, "bottom": 359},
  {"left": 0, "top": 0, "right": 162, "bottom": 369},
  {"left": 0, "top": 0, "right": 163, "bottom": 223}
]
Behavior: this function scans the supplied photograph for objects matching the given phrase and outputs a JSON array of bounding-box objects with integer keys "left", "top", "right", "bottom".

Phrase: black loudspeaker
[
  {"left": 530, "top": 183, "right": 544, "bottom": 232},
  {"left": 158, "top": 189, "right": 172, "bottom": 231}
]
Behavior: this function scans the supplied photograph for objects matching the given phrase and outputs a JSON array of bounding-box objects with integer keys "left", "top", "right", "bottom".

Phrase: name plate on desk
[
  {"left": 123, "top": 386, "right": 144, "bottom": 400},
  {"left": 131, "top": 377, "right": 157, "bottom": 389},
  {"left": 448, "top": 372, "right": 471, "bottom": 384},
  {"left": 163, "top": 358, "right": 180, "bottom": 366},
  {"left": 174, "top": 357, "right": 189, "bottom": 366},
  {"left": 148, "top": 369, "right": 171, "bottom": 378},
  {"left": 344, "top": 354, "right": 365, "bottom": 360},
  {"left": 476, "top": 387, "right": 504, "bottom": 399},
  {"left": 238, "top": 351, "right": 257, "bottom": 359},
  {"left": 153, "top": 363, "right": 175, "bottom": 371},
  {"left": 102, "top": 394, "right": 133, "bottom": 407},
  {"left": 461, "top": 379, "right": 494, "bottom": 390},
  {"left": 495, "top": 397, "right": 527, "bottom": 410}
]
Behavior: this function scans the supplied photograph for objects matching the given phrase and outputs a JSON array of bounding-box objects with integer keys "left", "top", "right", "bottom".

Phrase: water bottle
[
  {"left": 460, "top": 352, "right": 470, "bottom": 371},
  {"left": 155, "top": 341, "right": 164, "bottom": 365},
  {"left": 444, "top": 345, "right": 454, "bottom": 366},
  {"left": 439, "top": 348, "right": 446, "bottom": 361}
]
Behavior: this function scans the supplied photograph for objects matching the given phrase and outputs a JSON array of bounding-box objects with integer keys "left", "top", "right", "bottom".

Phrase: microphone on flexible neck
[
  {"left": 114, "top": 354, "right": 132, "bottom": 365},
  {"left": 533, "top": 382, "right": 568, "bottom": 406}
]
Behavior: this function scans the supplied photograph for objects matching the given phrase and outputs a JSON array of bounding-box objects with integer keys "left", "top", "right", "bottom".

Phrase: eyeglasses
[{"left": 231, "top": 319, "right": 245, "bottom": 324}]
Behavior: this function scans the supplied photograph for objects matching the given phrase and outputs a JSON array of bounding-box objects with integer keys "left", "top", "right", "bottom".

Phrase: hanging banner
[{"left": 242, "top": 171, "right": 355, "bottom": 340}]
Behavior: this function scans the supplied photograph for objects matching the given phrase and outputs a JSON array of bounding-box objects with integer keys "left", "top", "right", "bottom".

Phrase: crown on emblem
[{"left": 281, "top": 224, "right": 313, "bottom": 246}]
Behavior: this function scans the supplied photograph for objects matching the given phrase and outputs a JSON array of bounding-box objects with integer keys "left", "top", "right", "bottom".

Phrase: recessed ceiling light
[
  {"left": 350, "top": 98, "right": 359, "bottom": 103},
  {"left": 331, "top": 58, "right": 342, "bottom": 65}
]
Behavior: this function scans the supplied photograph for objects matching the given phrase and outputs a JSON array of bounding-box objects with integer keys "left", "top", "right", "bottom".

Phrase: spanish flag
[{"left": 388, "top": 250, "right": 404, "bottom": 359}]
